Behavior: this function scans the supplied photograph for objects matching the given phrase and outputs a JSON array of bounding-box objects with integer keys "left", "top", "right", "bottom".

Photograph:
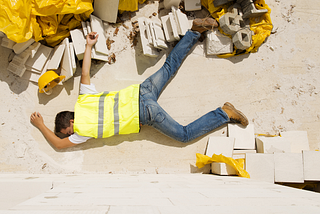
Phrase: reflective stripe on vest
[{"left": 74, "top": 84, "right": 140, "bottom": 138}]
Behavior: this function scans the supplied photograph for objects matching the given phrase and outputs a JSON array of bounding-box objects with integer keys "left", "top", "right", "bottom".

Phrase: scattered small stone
[
  {"left": 152, "top": 12, "right": 157, "bottom": 16},
  {"left": 106, "top": 38, "right": 115, "bottom": 50},
  {"left": 114, "top": 27, "right": 119, "bottom": 36},
  {"left": 122, "top": 23, "right": 129, "bottom": 29},
  {"left": 108, "top": 53, "right": 116, "bottom": 64},
  {"left": 42, "top": 163, "right": 47, "bottom": 169}
]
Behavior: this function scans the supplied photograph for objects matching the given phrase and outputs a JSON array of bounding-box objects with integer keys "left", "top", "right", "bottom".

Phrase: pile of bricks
[{"left": 205, "top": 124, "right": 320, "bottom": 185}]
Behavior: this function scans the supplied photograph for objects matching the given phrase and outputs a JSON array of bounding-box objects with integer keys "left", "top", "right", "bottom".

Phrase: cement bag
[
  {"left": 118, "top": 0, "right": 147, "bottom": 12},
  {"left": 196, "top": 153, "right": 250, "bottom": 178},
  {"left": 0, "top": 0, "right": 93, "bottom": 45},
  {"left": 201, "top": 0, "right": 273, "bottom": 58}
]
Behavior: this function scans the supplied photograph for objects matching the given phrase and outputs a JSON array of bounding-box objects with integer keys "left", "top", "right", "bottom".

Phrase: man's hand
[
  {"left": 30, "top": 112, "right": 44, "bottom": 129},
  {"left": 86, "top": 32, "right": 99, "bottom": 47}
]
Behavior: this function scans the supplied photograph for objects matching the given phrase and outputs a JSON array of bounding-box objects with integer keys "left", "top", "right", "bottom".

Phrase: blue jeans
[{"left": 139, "top": 30, "right": 230, "bottom": 143}]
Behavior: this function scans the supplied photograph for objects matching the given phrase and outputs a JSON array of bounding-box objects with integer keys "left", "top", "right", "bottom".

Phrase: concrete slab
[
  {"left": 205, "top": 136, "right": 235, "bottom": 157},
  {"left": 274, "top": 152, "right": 304, "bottom": 183},
  {"left": 60, "top": 38, "right": 74, "bottom": 82},
  {"left": 206, "top": 29, "right": 233, "bottom": 55},
  {"left": 13, "top": 39, "right": 34, "bottom": 55},
  {"left": 90, "top": 14, "right": 109, "bottom": 56},
  {"left": 256, "top": 136, "right": 291, "bottom": 153},
  {"left": 47, "top": 43, "right": 65, "bottom": 70},
  {"left": 25, "top": 44, "right": 52, "bottom": 73},
  {"left": 303, "top": 150, "right": 320, "bottom": 181},
  {"left": 245, "top": 153, "right": 274, "bottom": 183}
]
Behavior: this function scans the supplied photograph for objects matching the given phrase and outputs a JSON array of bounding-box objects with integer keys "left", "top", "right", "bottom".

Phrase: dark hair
[{"left": 55, "top": 111, "right": 74, "bottom": 133}]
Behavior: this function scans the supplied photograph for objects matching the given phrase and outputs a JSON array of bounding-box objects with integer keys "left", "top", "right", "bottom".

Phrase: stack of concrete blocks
[
  {"left": 219, "top": 7, "right": 252, "bottom": 50},
  {"left": 248, "top": 131, "right": 312, "bottom": 184},
  {"left": 206, "top": 29, "right": 233, "bottom": 55},
  {"left": 138, "top": 17, "right": 168, "bottom": 57},
  {"left": 161, "top": 7, "right": 191, "bottom": 43},
  {"left": 71, "top": 15, "right": 109, "bottom": 62},
  {"left": 213, "top": 0, "right": 268, "bottom": 19},
  {"left": 205, "top": 137, "right": 237, "bottom": 175}
]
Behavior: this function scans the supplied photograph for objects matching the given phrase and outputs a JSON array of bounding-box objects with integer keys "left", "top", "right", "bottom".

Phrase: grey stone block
[
  {"left": 213, "top": 0, "right": 234, "bottom": 7},
  {"left": 219, "top": 13, "right": 243, "bottom": 35},
  {"left": 232, "top": 27, "right": 252, "bottom": 50},
  {"left": 236, "top": 0, "right": 268, "bottom": 19}
]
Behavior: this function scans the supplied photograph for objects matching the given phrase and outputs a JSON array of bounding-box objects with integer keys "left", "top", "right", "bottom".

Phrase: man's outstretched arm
[
  {"left": 30, "top": 112, "right": 76, "bottom": 150},
  {"left": 81, "top": 32, "right": 98, "bottom": 85}
]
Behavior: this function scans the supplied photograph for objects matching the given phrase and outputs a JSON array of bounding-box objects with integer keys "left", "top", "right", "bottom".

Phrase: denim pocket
[
  {"left": 146, "top": 104, "right": 165, "bottom": 124},
  {"left": 139, "top": 79, "right": 152, "bottom": 96}
]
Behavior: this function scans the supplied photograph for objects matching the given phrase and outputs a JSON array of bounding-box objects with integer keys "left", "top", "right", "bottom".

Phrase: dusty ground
[{"left": 0, "top": 0, "right": 319, "bottom": 174}]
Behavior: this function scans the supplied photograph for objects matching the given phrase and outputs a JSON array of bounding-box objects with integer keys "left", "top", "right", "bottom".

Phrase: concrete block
[
  {"left": 12, "top": 39, "right": 35, "bottom": 55},
  {"left": 86, "top": 21, "right": 92, "bottom": 33},
  {"left": 138, "top": 18, "right": 159, "bottom": 57},
  {"left": 151, "top": 21, "right": 168, "bottom": 49},
  {"left": 47, "top": 43, "right": 65, "bottom": 70},
  {"left": 60, "top": 38, "right": 74, "bottom": 82},
  {"left": 93, "top": 0, "right": 119, "bottom": 23},
  {"left": 280, "top": 131, "right": 310, "bottom": 153},
  {"left": 256, "top": 136, "right": 291, "bottom": 154},
  {"left": 232, "top": 28, "right": 252, "bottom": 50},
  {"left": 14, "top": 49, "right": 31, "bottom": 64},
  {"left": 7, "top": 60, "right": 26, "bottom": 77},
  {"left": 205, "top": 137, "right": 235, "bottom": 158},
  {"left": 69, "top": 42, "right": 77, "bottom": 73},
  {"left": 184, "top": 0, "right": 201, "bottom": 11},
  {"left": 25, "top": 44, "right": 52, "bottom": 73},
  {"left": 81, "top": 21, "right": 88, "bottom": 36},
  {"left": 232, "top": 149, "right": 256, "bottom": 159},
  {"left": 173, "top": 7, "right": 189, "bottom": 36},
  {"left": 245, "top": 153, "right": 274, "bottom": 183},
  {"left": 27, "top": 42, "right": 41, "bottom": 58},
  {"left": 161, "top": 15, "right": 177, "bottom": 42},
  {"left": 91, "top": 47, "right": 109, "bottom": 61},
  {"left": 90, "top": 14, "right": 108, "bottom": 56},
  {"left": 169, "top": 12, "right": 180, "bottom": 40},
  {"left": 274, "top": 152, "right": 304, "bottom": 183},
  {"left": 303, "top": 151, "right": 320, "bottom": 181},
  {"left": 21, "top": 70, "right": 41, "bottom": 83},
  {"left": 219, "top": 12, "right": 243, "bottom": 35},
  {"left": 70, "top": 28, "right": 86, "bottom": 60},
  {"left": 206, "top": 29, "right": 233, "bottom": 55},
  {"left": 146, "top": 20, "right": 154, "bottom": 46},
  {"left": 164, "top": 0, "right": 181, "bottom": 9},
  {"left": 211, "top": 162, "right": 237, "bottom": 175},
  {"left": 1, "top": 37, "right": 16, "bottom": 49},
  {"left": 236, "top": 0, "right": 268, "bottom": 19},
  {"left": 228, "top": 123, "right": 255, "bottom": 149},
  {"left": 213, "top": 0, "right": 234, "bottom": 7}
]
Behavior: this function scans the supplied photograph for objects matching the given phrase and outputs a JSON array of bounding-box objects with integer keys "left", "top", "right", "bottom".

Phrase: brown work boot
[
  {"left": 222, "top": 102, "right": 249, "bottom": 126},
  {"left": 191, "top": 18, "right": 219, "bottom": 33}
]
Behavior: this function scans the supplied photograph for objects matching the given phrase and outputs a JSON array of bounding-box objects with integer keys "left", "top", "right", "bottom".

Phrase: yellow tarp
[
  {"left": 196, "top": 153, "right": 250, "bottom": 178},
  {"left": 0, "top": 0, "right": 93, "bottom": 46},
  {"left": 202, "top": 0, "right": 273, "bottom": 57},
  {"left": 119, "top": 0, "right": 147, "bottom": 12}
]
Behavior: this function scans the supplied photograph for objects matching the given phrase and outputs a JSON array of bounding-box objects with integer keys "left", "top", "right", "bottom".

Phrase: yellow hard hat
[{"left": 38, "top": 71, "right": 65, "bottom": 94}]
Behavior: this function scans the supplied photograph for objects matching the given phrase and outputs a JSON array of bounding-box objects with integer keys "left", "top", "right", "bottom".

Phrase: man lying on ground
[{"left": 30, "top": 18, "right": 248, "bottom": 149}]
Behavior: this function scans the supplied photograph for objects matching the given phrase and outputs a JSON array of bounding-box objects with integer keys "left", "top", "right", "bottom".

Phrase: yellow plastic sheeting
[
  {"left": 196, "top": 153, "right": 250, "bottom": 178},
  {"left": 0, "top": 0, "right": 93, "bottom": 46},
  {"left": 201, "top": 0, "right": 273, "bottom": 57},
  {"left": 119, "top": 0, "right": 147, "bottom": 13}
]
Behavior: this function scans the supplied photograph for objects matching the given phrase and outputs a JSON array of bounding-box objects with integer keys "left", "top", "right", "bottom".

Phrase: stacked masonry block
[{"left": 1, "top": 31, "right": 76, "bottom": 83}]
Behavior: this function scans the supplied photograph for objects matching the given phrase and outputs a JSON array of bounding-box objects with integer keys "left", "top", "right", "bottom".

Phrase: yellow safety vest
[{"left": 74, "top": 84, "right": 140, "bottom": 138}]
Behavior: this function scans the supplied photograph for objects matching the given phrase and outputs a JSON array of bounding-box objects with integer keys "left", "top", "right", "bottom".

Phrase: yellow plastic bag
[
  {"left": 0, "top": 0, "right": 93, "bottom": 46},
  {"left": 196, "top": 153, "right": 250, "bottom": 178},
  {"left": 201, "top": 0, "right": 273, "bottom": 57},
  {"left": 118, "top": 0, "right": 147, "bottom": 13}
]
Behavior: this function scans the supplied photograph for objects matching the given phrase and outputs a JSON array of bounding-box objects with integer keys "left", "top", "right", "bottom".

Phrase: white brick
[
  {"left": 93, "top": 0, "right": 119, "bottom": 23},
  {"left": 1, "top": 37, "right": 16, "bottom": 49},
  {"left": 13, "top": 39, "right": 35, "bottom": 54},
  {"left": 70, "top": 29, "right": 86, "bottom": 60},
  {"left": 14, "top": 49, "right": 31, "bottom": 64},
  {"left": 173, "top": 7, "right": 190, "bottom": 36},
  {"left": 280, "top": 131, "right": 310, "bottom": 153},
  {"left": 161, "top": 15, "right": 177, "bottom": 42},
  {"left": 205, "top": 137, "right": 235, "bottom": 158},
  {"left": 91, "top": 47, "right": 109, "bottom": 61},
  {"left": 256, "top": 136, "right": 291, "bottom": 154},
  {"left": 228, "top": 123, "right": 255, "bottom": 149},
  {"left": 7, "top": 61, "right": 26, "bottom": 77},
  {"left": 138, "top": 18, "right": 159, "bottom": 57},
  {"left": 60, "top": 38, "right": 74, "bottom": 82},
  {"left": 232, "top": 149, "right": 256, "bottom": 159},
  {"left": 81, "top": 21, "right": 88, "bottom": 36},
  {"left": 47, "top": 43, "right": 65, "bottom": 70},
  {"left": 206, "top": 29, "right": 233, "bottom": 55},
  {"left": 211, "top": 162, "right": 237, "bottom": 175},
  {"left": 274, "top": 152, "right": 304, "bottom": 183},
  {"left": 151, "top": 21, "right": 168, "bottom": 49},
  {"left": 21, "top": 70, "right": 41, "bottom": 83},
  {"left": 163, "top": 0, "right": 181, "bottom": 9},
  {"left": 90, "top": 14, "right": 108, "bottom": 56},
  {"left": 25, "top": 44, "right": 52, "bottom": 73},
  {"left": 27, "top": 42, "right": 41, "bottom": 58},
  {"left": 303, "top": 150, "right": 320, "bottom": 181},
  {"left": 245, "top": 153, "right": 274, "bottom": 183},
  {"left": 184, "top": 0, "right": 201, "bottom": 11},
  {"left": 86, "top": 21, "right": 92, "bottom": 33},
  {"left": 69, "top": 42, "right": 77, "bottom": 73},
  {"left": 169, "top": 13, "right": 180, "bottom": 41}
]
